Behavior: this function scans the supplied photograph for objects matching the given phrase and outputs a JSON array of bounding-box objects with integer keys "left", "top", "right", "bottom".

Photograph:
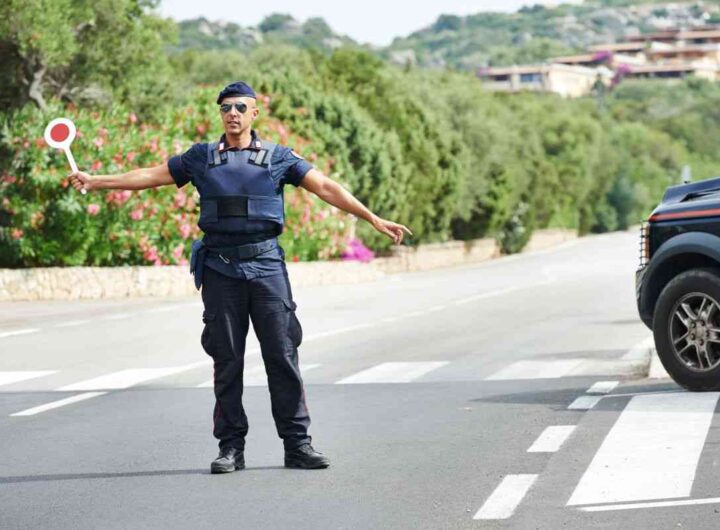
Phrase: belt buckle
[{"left": 219, "top": 254, "right": 231, "bottom": 264}]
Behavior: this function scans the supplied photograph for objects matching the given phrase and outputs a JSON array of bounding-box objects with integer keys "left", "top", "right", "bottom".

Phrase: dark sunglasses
[{"left": 220, "top": 102, "right": 249, "bottom": 114}]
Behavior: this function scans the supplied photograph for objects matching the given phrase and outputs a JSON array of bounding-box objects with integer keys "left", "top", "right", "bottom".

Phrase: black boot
[
  {"left": 284, "top": 444, "right": 330, "bottom": 469},
  {"left": 211, "top": 446, "right": 245, "bottom": 474}
]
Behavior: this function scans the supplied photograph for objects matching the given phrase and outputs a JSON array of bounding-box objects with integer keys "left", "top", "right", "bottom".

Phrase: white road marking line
[
  {"left": 196, "top": 363, "right": 320, "bottom": 388},
  {"left": 0, "top": 328, "right": 40, "bottom": 339},
  {"left": 473, "top": 474, "right": 538, "bottom": 520},
  {"left": 144, "top": 302, "right": 200, "bottom": 314},
  {"left": 0, "top": 371, "right": 56, "bottom": 387},
  {"left": 101, "top": 313, "right": 132, "bottom": 321},
  {"left": 621, "top": 337, "right": 654, "bottom": 360},
  {"left": 453, "top": 286, "right": 521, "bottom": 306},
  {"left": 57, "top": 366, "right": 201, "bottom": 391},
  {"left": 486, "top": 359, "right": 586, "bottom": 380},
  {"left": 304, "top": 324, "right": 374, "bottom": 341},
  {"left": 587, "top": 381, "right": 619, "bottom": 394},
  {"left": 527, "top": 425, "right": 576, "bottom": 453},
  {"left": 567, "top": 391, "right": 720, "bottom": 506},
  {"left": 244, "top": 364, "right": 321, "bottom": 387},
  {"left": 53, "top": 319, "right": 91, "bottom": 328},
  {"left": 10, "top": 392, "right": 107, "bottom": 416},
  {"left": 568, "top": 395, "right": 602, "bottom": 410},
  {"left": 426, "top": 305, "right": 446, "bottom": 313},
  {"left": 335, "top": 361, "right": 448, "bottom": 384},
  {"left": 579, "top": 497, "right": 720, "bottom": 512}
]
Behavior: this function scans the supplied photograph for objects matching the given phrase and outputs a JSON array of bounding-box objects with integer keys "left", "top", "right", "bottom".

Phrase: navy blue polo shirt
[{"left": 167, "top": 130, "right": 314, "bottom": 279}]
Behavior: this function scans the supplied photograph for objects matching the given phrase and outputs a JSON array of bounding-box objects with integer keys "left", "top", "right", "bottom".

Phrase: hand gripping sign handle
[{"left": 44, "top": 118, "right": 87, "bottom": 195}]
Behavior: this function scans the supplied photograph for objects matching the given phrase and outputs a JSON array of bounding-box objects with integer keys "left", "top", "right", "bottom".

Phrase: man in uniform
[{"left": 68, "top": 81, "right": 412, "bottom": 473}]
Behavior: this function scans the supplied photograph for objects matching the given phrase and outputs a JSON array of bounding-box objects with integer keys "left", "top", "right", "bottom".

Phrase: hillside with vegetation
[
  {"left": 385, "top": 1, "right": 720, "bottom": 69},
  {"left": 173, "top": 14, "right": 358, "bottom": 53},
  {"left": 1, "top": 0, "right": 719, "bottom": 268}
]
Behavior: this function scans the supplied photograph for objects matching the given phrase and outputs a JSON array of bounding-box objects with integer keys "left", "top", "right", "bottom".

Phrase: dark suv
[{"left": 637, "top": 176, "right": 720, "bottom": 391}]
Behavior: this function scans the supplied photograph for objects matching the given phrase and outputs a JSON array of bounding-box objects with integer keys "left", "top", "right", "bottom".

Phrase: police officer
[{"left": 68, "top": 81, "right": 412, "bottom": 473}]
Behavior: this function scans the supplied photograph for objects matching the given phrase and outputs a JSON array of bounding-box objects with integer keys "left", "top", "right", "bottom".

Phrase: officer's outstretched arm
[
  {"left": 299, "top": 168, "right": 412, "bottom": 245},
  {"left": 68, "top": 163, "right": 175, "bottom": 193}
]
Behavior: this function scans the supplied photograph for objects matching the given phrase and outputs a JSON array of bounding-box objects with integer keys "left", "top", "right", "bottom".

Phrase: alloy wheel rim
[{"left": 669, "top": 292, "right": 720, "bottom": 373}]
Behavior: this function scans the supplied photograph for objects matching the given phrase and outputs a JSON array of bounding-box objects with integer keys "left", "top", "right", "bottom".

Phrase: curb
[
  {"left": 0, "top": 228, "right": 577, "bottom": 302},
  {"left": 648, "top": 345, "right": 671, "bottom": 379}
]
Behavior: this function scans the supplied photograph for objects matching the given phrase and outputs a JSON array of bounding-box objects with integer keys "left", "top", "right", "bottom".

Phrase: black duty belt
[{"left": 189, "top": 237, "right": 279, "bottom": 290}]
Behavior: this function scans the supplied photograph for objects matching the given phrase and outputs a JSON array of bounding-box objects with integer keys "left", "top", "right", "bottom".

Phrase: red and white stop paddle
[{"left": 44, "top": 117, "right": 86, "bottom": 195}]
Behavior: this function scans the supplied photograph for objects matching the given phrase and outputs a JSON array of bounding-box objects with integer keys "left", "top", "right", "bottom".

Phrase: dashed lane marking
[
  {"left": 586, "top": 381, "right": 619, "bottom": 394},
  {"left": 527, "top": 425, "right": 576, "bottom": 453},
  {"left": 335, "top": 361, "right": 449, "bottom": 384},
  {"left": 0, "top": 328, "right": 39, "bottom": 339},
  {"left": 567, "top": 395, "right": 602, "bottom": 410},
  {"left": 473, "top": 474, "right": 538, "bottom": 520},
  {"left": 0, "top": 371, "right": 56, "bottom": 387},
  {"left": 486, "top": 359, "right": 586, "bottom": 380},
  {"left": 10, "top": 392, "right": 107, "bottom": 417}
]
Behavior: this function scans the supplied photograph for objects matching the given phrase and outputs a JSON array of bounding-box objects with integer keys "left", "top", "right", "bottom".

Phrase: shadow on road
[{"left": 0, "top": 465, "right": 287, "bottom": 484}]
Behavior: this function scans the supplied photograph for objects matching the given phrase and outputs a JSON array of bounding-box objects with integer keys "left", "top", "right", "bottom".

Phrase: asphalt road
[{"left": 1, "top": 229, "right": 717, "bottom": 529}]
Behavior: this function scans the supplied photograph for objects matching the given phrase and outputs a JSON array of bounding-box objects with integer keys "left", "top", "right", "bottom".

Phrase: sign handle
[{"left": 64, "top": 147, "right": 86, "bottom": 195}]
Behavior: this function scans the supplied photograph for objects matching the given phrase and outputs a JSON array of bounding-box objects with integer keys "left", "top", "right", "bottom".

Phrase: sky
[{"left": 157, "top": 0, "right": 581, "bottom": 47}]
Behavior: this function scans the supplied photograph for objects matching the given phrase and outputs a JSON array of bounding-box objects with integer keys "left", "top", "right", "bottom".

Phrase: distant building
[
  {"left": 477, "top": 63, "right": 612, "bottom": 98},
  {"left": 478, "top": 25, "right": 720, "bottom": 96},
  {"left": 620, "top": 62, "right": 719, "bottom": 81}
]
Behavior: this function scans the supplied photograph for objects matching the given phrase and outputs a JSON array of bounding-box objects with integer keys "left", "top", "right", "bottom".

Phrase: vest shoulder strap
[
  {"left": 248, "top": 141, "right": 278, "bottom": 168},
  {"left": 207, "top": 141, "right": 228, "bottom": 168}
]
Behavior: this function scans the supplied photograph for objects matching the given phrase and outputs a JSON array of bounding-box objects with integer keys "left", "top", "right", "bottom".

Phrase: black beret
[{"left": 216, "top": 81, "right": 257, "bottom": 104}]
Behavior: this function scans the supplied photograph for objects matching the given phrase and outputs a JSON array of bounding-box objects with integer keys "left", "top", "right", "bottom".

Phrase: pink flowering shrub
[
  {"left": 0, "top": 87, "right": 351, "bottom": 267},
  {"left": 341, "top": 238, "right": 375, "bottom": 262}
]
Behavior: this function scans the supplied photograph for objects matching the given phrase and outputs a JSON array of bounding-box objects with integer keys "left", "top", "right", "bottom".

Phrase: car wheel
[{"left": 653, "top": 267, "right": 720, "bottom": 391}]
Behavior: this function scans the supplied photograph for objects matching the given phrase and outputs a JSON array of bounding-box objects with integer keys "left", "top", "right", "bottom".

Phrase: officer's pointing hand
[
  {"left": 68, "top": 170, "right": 92, "bottom": 193},
  {"left": 372, "top": 216, "right": 412, "bottom": 245}
]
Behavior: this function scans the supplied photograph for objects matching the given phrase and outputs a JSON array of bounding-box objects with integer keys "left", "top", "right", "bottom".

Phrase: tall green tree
[{"left": 0, "top": 0, "right": 176, "bottom": 116}]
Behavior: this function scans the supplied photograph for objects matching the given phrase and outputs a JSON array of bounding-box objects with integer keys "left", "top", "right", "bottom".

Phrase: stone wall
[{"left": 0, "top": 229, "right": 577, "bottom": 301}]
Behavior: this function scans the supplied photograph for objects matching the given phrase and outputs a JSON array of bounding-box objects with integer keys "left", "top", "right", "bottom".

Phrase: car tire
[{"left": 653, "top": 267, "right": 720, "bottom": 391}]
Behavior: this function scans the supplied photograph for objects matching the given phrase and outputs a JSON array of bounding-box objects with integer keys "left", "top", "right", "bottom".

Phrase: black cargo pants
[{"left": 200, "top": 265, "right": 311, "bottom": 451}]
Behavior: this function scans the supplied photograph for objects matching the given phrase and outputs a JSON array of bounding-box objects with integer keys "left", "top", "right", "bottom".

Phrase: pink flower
[
  {"left": 93, "top": 137, "right": 104, "bottom": 149},
  {"left": 143, "top": 247, "right": 158, "bottom": 262},
  {"left": 178, "top": 258, "right": 188, "bottom": 266},
  {"left": 174, "top": 190, "right": 186, "bottom": 208},
  {"left": 91, "top": 160, "right": 103, "bottom": 171},
  {"left": 179, "top": 223, "right": 192, "bottom": 239},
  {"left": 126, "top": 152, "right": 136, "bottom": 163},
  {"left": 148, "top": 137, "right": 159, "bottom": 153},
  {"left": 2, "top": 175, "right": 17, "bottom": 184},
  {"left": 172, "top": 243, "right": 184, "bottom": 260},
  {"left": 87, "top": 203, "right": 100, "bottom": 216},
  {"left": 10, "top": 228, "right": 23, "bottom": 240},
  {"left": 341, "top": 238, "right": 375, "bottom": 263},
  {"left": 173, "top": 140, "right": 183, "bottom": 155},
  {"left": 196, "top": 124, "right": 206, "bottom": 135},
  {"left": 130, "top": 208, "right": 143, "bottom": 221},
  {"left": 128, "top": 112, "right": 138, "bottom": 124}
]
